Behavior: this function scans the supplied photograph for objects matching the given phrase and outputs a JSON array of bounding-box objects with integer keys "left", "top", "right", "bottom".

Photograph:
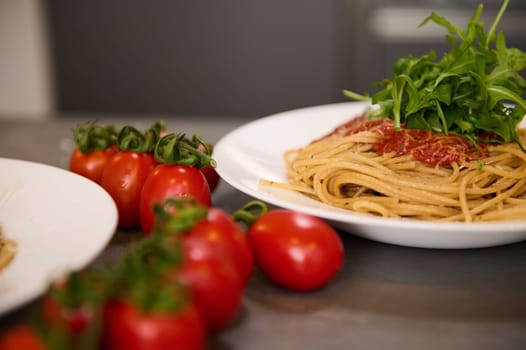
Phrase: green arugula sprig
[{"left": 343, "top": 0, "right": 526, "bottom": 150}]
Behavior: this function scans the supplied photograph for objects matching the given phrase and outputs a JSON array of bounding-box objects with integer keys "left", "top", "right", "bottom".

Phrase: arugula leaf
[{"left": 343, "top": 0, "right": 526, "bottom": 150}]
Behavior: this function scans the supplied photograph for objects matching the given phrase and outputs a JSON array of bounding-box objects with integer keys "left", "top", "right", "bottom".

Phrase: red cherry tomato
[
  {"left": 248, "top": 210, "right": 344, "bottom": 292},
  {"left": 0, "top": 325, "right": 47, "bottom": 350},
  {"left": 169, "top": 256, "right": 244, "bottom": 332},
  {"left": 139, "top": 164, "right": 211, "bottom": 235},
  {"left": 100, "top": 151, "right": 157, "bottom": 229},
  {"left": 101, "top": 299, "right": 206, "bottom": 350},
  {"left": 40, "top": 271, "right": 105, "bottom": 335},
  {"left": 152, "top": 200, "right": 251, "bottom": 330},
  {"left": 180, "top": 207, "right": 254, "bottom": 285},
  {"left": 200, "top": 166, "right": 220, "bottom": 193},
  {"left": 69, "top": 146, "right": 117, "bottom": 184},
  {"left": 190, "top": 141, "right": 220, "bottom": 193},
  {"left": 42, "top": 296, "right": 93, "bottom": 334}
]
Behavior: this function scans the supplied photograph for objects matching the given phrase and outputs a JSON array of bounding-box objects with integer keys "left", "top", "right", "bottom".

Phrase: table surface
[{"left": 1, "top": 115, "right": 526, "bottom": 350}]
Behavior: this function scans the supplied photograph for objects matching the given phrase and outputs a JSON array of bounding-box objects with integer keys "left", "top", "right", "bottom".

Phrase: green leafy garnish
[{"left": 343, "top": 0, "right": 526, "bottom": 150}]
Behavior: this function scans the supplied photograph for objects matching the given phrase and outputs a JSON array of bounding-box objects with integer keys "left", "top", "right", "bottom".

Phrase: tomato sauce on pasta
[{"left": 319, "top": 116, "right": 488, "bottom": 166}]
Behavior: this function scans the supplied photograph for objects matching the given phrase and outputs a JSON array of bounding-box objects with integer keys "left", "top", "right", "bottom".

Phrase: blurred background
[{"left": 1, "top": 0, "right": 525, "bottom": 121}]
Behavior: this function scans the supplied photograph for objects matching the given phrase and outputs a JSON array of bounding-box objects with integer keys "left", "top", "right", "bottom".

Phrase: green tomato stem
[{"left": 232, "top": 200, "right": 269, "bottom": 229}]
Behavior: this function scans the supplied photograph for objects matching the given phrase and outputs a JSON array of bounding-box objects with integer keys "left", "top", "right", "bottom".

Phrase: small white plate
[
  {"left": 214, "top": 102, "right": 526, "bottom": 249},
  {"left": 0, "top": 158, "right": 118, "bottom": 315}
]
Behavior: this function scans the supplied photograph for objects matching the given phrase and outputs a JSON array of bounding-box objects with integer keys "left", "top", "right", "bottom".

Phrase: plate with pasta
[
  {"left": 0, "top": 158, "right": 118, "bottom": 315},
  {"left": 214, "top": 102, "right": 526, "bottom": 249}
]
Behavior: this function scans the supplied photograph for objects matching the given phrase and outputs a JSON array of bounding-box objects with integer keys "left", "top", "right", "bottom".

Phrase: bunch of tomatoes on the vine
[
  {"left": 68, "top": 120, "right": 219, "bottom": 232},
  {"left": 0, "top": 121, "right": 345, "bottom": 350}
]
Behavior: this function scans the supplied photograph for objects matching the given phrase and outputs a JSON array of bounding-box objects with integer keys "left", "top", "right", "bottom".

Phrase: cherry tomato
[
  {"left": 169, "top": 256, "right": 244, "bottom": 332},
  {"left": 200, "top": 166, "right": 220, "bottom": 193},
  {"left": 247, "top": 209, "right": 344, "bottom": 292},
  {"left": 0, "top": 325, "right": 47, "bottom": 350},
  {"left": 101, "top": 151, "right": 157, "bottom": 229},
  {"left": 156, "top": 201, "right": 253, "bottom": 285},
  {"left": 101, "top": 299, "right": 206, "bottom": 350},
  {"left": 139, "top": 164, "right": 211, "bottom": 235},
  {"left": 40, "top": 270, "right": 106, "bottom": 336},
  {"left": 151, "top": 200, "right": 251, "bottom": 330},
  {"left": 69, "top": 146, "right": 117, "bottom": 184},
  {"left": 42, "top": 296, "right": 93, "bottom": 334},
  {"left": 181, "top": 207, "right": 253, "bottom": 285},
  {"left": 196, "top": 143, "right": 220, "bottom": 193}
]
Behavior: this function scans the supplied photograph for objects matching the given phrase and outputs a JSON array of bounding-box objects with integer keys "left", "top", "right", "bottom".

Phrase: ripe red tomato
[
  {"left": 151, "top": 200, "right": 251, "bottom": 330},
  {"left": 40, "top": 271, "right": 106, "bottom": 336},
  {"left": 69, "top": 146, "right": 117, "bottom": 184},
  {"left": 247, "top": 210, "right": 344, "bottom": 292},
  {"left": 200, "top": 166, "right": 220, "bottom": 193},
  {"left": 101, "top": 151, "right": 157, "bottom": 229},
  {"left": 139, "top": 164, "right": 211, "bottom": 235},
  {"left": 177, "top": 207, "right": 254, "bottom": 285},
  {"left": 195, "top": 142, "right": 220, "bottom": 193},
  {"left": 169, "top": 256, "right": 244, "bottom": 332},
  {"left": 41, "top": 296, "right": 93, "bottom": 334},
  {"left": 0, "top": 325, "right": 47, "bottom": 350},
  {"left": 101, "top": 299, "right": 206, "bottom": 350}
]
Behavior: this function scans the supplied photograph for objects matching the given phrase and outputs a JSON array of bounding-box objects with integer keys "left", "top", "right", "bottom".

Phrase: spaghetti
[
  {"left": 0, "top": 227, "right": 16, "bottom": 273},
  {"left": 261, "top": 116, "right": 526, "bottom": 223}
]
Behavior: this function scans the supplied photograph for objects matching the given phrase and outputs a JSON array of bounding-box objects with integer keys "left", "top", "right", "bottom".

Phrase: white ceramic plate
[
  {"left": 0, "top": 158, "right": 118, "bottom": 315},
  {"left": 214, "top": 102, "right": 526, "bottom": 249}
]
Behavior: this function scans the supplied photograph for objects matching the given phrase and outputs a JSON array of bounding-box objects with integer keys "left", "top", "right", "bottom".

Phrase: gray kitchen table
[{"left": 1, "top": 114, "right": 525, "bottom": 350}]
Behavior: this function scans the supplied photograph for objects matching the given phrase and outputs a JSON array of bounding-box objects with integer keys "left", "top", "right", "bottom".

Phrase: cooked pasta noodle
[
  {"left": 0, "top": 227, "right": 16, "bottom": 273},
  {"left": 261, "top": 120, "right": 526, "bottom": 223}
]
